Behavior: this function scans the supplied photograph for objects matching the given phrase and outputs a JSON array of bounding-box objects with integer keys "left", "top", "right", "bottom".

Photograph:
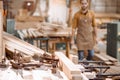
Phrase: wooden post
[
  {"left": 66, "top": 38, "right": 70, "bottom": 58},
  {"left": 68, "top": 0, "right": 72, "bottom": 27},
  {"left": 0, "top": 1, "right": 3, "bottom": 62}
]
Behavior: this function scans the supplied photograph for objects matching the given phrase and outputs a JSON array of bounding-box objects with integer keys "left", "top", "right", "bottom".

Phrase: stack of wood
[
  {"left": 15, "top": 22, "right": 70, "bottom": 39},
  {"left": 17, "top": 28, "right": 45, "bottom": 39},
  {"left": 4, "top": 32, "right": 45, "bottom": 57}
]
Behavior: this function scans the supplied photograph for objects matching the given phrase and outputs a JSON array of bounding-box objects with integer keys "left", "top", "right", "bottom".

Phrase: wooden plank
[
  {"left": 104, "top": 62, "right": 113, "bottom": 65},
  {"left": 94, "top": 54, "right": 113, "bottom": 65},
  {"left": 3, "top": 32, "right": 45, "bottom": 54},
  {"left": 95, "top": 54, "right": 109, "bottom": 61},
  {"left": 99, "top": 54, "right": 118, "bottom": 62},
  {"left": 55, "top": 52, "right": 85, "bottom": 80},
  {"left": 0, "top": 1, "right": 3, "bottom": 61},
  {"left": 5, "top": 40, "right": 35, "bottom": 56}
]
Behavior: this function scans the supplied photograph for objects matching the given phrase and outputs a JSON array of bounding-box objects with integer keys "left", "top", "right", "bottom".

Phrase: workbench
[
  {"left": 44, "top": 28, "right": 71, "bottom": 57},
  {"left": 16, "top": 22, "right": 72, "bottom": 57},
  {"left": 24, "top": 28, "right": 71, "bottom": 57}
]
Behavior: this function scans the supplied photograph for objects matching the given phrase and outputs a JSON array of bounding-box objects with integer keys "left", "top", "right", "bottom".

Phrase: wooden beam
[
  {"left": 68, "top": 0, "right": 72, "bottom": 27},
  {"left": 55, "top": 52, "right": 86, "bottom": 80},
  {"left": 5, "top": 40, "right": 35, "bottom": 56},
  {"left": 0, "top": 1, "right": 3, "bottom": 62}
]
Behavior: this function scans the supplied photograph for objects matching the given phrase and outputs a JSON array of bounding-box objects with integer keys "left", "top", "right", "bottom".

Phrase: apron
[{"left": 76, "top": 12, "right": 95, "bottom": 50}]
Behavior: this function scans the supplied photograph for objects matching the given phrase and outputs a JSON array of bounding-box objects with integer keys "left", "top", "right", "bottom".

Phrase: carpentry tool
[{"left": 39, "top": 52, "right": 59, "bottom": 65}]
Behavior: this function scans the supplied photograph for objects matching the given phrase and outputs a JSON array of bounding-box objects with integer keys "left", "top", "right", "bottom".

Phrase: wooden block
[
  {"left": 55, "top": 52, "right": 83, "bottom": 80},
  {"left": 104, "top": 61, "right": 113, "bottom": 65}
]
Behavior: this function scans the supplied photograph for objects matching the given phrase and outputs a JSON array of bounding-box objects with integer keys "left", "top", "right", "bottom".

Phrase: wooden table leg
[{"left": 66, "top": 38, "right": 70, "bottom": 58}]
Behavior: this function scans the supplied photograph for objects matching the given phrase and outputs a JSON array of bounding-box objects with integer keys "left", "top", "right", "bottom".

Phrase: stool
[{"left": 50, "top": 37, "right": 70, "bottom": 57}]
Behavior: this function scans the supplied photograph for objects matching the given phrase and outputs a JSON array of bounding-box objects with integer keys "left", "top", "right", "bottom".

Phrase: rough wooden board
[
  {"left": 5, "top": 41, "right": 35, "bottom": 56},
  {"left": 3, "top": 32, "right": 45, "bottom": 55},
  {"left": 94, "top": 54, "right": 109, "bottom": 61},
  {"left": 104, "top": 61, "right": 114, "bottom": 65},
  {"left": 94, "top": 54, "right": 114, "bottom": 65},
  {"left": 55, "top": 52, "right": 84, "bottom": 80},
  {"left": 99, "top": 54, "right": 118, "bottom": 62}
]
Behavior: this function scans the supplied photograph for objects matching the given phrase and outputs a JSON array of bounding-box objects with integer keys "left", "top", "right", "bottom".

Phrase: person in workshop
[{"left": 71, "top": 0, "right": 97, "bottom": 61}]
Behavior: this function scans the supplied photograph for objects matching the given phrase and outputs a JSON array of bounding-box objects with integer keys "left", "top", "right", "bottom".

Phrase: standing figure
[{"left": 71, "top": 0, "right": 97, "bottom": 61}]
